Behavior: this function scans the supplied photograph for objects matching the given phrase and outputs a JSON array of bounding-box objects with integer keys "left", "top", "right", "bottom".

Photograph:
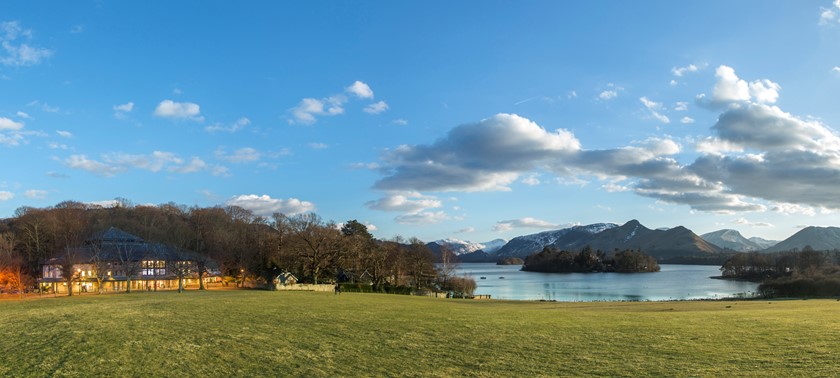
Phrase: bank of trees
[
  {"left": 0, "top": 200, "right": 465, "bottom": 296},
  {"left": 522, "top": 246, "right": 660, "bottom": 273},
  {"left": 720, "top": 247, "right": 840, "bottom": 297}
]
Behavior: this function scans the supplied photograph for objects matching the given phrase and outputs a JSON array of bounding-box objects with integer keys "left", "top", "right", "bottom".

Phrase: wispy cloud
[
  {"left": 0, "top": 21, "right": 53, "bottom": 67},
  {"left": 24, "top": 189, "right": 47, "bottom": 199},
  {"left": 205, "top": 117, "right": 250, "bottom": 133},
  {"left": 492, "top": 217, "right": 565, "bottom": 232},
  {"left": 214, "top": 147, "right": 261, "bottom": 163},
  {"left": 225, "top": 194, "right": 315, "bottom": 217},
  {"left": 114, "top": 102, "right": 134, "bottom": 112},
  {"left": 640, "top": 97, "right": 670, "bottom": 124},
  {"left": 364, "top": 100, "right": 389, "bottom": 114},
  {"left": 64, "top": 151, "right": 226, "bottom": 177}
]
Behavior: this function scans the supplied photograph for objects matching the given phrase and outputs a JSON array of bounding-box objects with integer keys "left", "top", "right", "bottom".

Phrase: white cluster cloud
[
  {"left": 597, "top": 83, "right": 623, "bottom": 101},
  {"left": 335, "top": 221, "right": 378, "bottom": 232},
  {"left": 671, "top": 64, "right": 699, "bottom": 77},
  {"left": 346, "top": 81, "right": 374, "bottom": 99},
  {"left": 225, "top": 194, "right": 315, "bottom": 217},
  {"left": 365, "top": 192, "right": 442, "bottom": 213},
  {"left": 707, "top": 65, "right": 780, "bottom": 105},
  {"left": 493, "top": 217, "right": 566, "bottom": 232},
  {"left": 290, "top": 96, "right": 345, "bottom": 124},
  {"left": 0, "top": 116, "right": 26, "bottom": 146},
  {"left": 375, "top": 113, "right": 580, "bottom": 192},
  {"left": 772, "top": 203, "right": 817, "bottom": 216},
  {"left": 395, "top": 211, "right": 451, "bottom": 225},
  {"left": 64, "top": 151, "right": 228, "bottom": 177},
  {"left": 0, "top": 191, "right": 13, "bottom": 201},
  {"left": 670, "top": 63, "right": 707, "bottom": 85},
  {"left": 372, "top": 67, "right": 840, "bottom": 215},
  {"left": 820, "top": 0, "right": 840, "bottom": 25},
  {"left": 365, "top": 192, "right": 450, "bottom": 225},
  {"left": 205, "top": 117, "right": 250, "bottom": 133},
  {"left": 290, "top": 81, "right": 387, "bottom": 124},
  {"left": 154, "top": 100, "right": 203, "bottom": 121},
  {"left": 1, "top": 21, "right": 53, "bottom": 67},
  {"left": 599, "top": 90, "right": 618, "bottom": 100},
  {"left": 0, "top": 117, "right": 23, "bottom": 131}
]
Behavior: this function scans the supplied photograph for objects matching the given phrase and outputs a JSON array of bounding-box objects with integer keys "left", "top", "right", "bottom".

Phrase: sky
[{"left": 2, "top": 1, "right": 840, "bottom": 244}]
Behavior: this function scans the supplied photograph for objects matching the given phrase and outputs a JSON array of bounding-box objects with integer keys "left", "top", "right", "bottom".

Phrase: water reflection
[{"left": 452, "top": 263, "right": 758, "bottom": 301}]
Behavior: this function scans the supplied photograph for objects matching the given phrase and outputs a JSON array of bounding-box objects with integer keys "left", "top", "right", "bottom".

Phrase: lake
[{"left": 451, "top": 263, "right": 759, "bottom": 301}]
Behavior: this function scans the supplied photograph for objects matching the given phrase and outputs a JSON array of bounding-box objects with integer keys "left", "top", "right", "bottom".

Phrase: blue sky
[{"left": 2, "top": 1, "right": 840, "bottom": 243}]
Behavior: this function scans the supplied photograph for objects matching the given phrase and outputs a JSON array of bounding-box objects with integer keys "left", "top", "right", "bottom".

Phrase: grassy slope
[{"left": 1, "top": 291, "right": 838, "bottom": 377}]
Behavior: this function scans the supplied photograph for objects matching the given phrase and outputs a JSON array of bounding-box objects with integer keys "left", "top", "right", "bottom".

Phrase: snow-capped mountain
[
  {"left": 763, "top": 226, "right": 840, "bottom": 253},
  {"left": 429, "top": 238, "right": 508, "bottom": 255},
  {"left": 493, "top": 223, "right": 618, "bottom": 258},
  {"left": 749, "top": 237, "right": 779, "bottom": 250},
  {"left": 562, "top": 220, "right": 722, "bottom": 259},
  {"left": 701, "top": 229, "right": 763, "bottom": 252},
  {"left": 479, "top": 238, "right": 507, "bottom": 254}
]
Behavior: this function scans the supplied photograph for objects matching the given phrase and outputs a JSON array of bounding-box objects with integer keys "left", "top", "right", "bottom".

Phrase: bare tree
[
  {"left": 165, "top": 247, "right": 194, "bottom": 293},
  {"left": 288, "top": 213, "right": 342, "bottom": 284},
  {"left": 406, "top": 238, "right": 436, "bottom": 289},
  {"left": 0, "top": 255, "right": 32, "bottom": 299},
  {"left": 89, "top": 241, "right": 112, "bottom": 294},
  {"left": 13, "top": 207, "right": 52, "bottom": 278},
  {"left": 438, "top": 245, "right": 459, "bottom": 289},
  {"left": 116, "top": 241, "right": 141, "bottom": 293}
]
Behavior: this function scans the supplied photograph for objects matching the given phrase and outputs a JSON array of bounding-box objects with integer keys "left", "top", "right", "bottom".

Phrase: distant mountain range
[
  {"left": 762, "top": 226, "right": 840, "bottom": 253},
  {"left": 429, "top": 221, "right": 840, "bottom": 264},
  {"left": 425, "top": 238, "right": 507, "bottom": 256},
  {"left": 492, "top": 220, "right": 721, "bottom": 261},
  {"left": 494, "top": 223, "right": 618, "bottom": 259},
  {"left": 700, "top": 229, "right": 779, "bottom": 252}
]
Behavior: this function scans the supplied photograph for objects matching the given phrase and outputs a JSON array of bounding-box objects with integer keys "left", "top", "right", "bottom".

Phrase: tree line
[
  {"left": 522, "top": 246, "right": 660, "bottom": 273},
  {"left": 0, "top": 199, "right": 475, "bottom": 297},
  {"left": 719, "top": 247, "right": 840, "bottom": 297}
]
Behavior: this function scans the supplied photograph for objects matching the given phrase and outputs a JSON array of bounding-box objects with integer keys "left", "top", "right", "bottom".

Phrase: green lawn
[{"left": 1, "top": 291, "right": 838, "bottom": 377}]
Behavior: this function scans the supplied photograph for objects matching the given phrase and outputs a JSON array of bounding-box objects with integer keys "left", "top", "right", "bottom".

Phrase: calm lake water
[{"left": 452, "top": 263, "right": 758, "bottom": 301}]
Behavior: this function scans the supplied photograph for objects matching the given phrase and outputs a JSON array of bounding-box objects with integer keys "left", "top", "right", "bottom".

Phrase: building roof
[
  {"left": 88, "top": 226, "right": 146, "bottom": 244},
  {"left": 46, "top": 227, "right": 211, "bottom": 265}
]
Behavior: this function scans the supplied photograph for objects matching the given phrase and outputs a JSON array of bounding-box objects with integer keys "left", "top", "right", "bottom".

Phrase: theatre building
[{"left": 40, "top": 227, "right": 219, "bottom": 294}]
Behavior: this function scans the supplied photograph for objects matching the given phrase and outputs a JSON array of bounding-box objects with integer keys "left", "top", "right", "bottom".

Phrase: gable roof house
[{"left": 40, "top": 227, "right": 219, "bottom": 294}]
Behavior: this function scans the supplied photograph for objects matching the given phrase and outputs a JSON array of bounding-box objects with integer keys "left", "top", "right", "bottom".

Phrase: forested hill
[
  {"left": 522, "top": 246, "right": 660, "bottom": 273},
  {"left": 0, "top": 201, "right": 450, "bottom": 293}
]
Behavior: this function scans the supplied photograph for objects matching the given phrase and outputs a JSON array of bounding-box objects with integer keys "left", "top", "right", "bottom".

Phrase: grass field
[{"left": 1, "top": 291, "right": 838, "bottom": 377}]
